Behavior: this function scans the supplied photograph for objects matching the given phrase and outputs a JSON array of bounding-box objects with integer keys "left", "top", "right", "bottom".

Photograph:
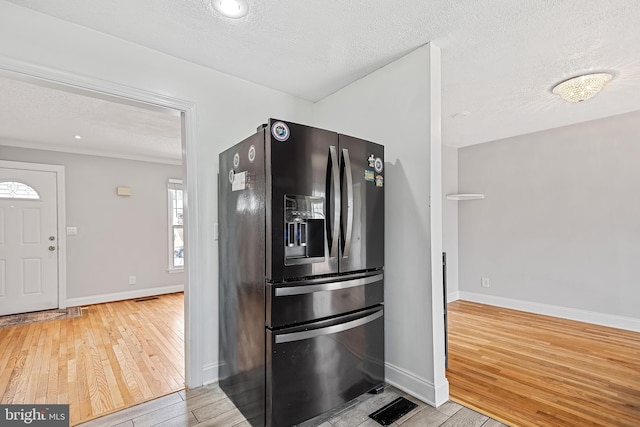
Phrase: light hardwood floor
[
  {"left": 447, "top": 300, "right": 640, "bottom": 427},
  {"left": 0, "top": 292, "right": 185, "bottom": 426}
]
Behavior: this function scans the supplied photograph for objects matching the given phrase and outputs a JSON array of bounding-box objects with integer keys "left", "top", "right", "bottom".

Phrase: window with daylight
[
  {"left": 0, "top": 181, "right": 40, "bottom": 199},
  {"left": 168, "top": 179, "right": 184, "bottom": 270}
]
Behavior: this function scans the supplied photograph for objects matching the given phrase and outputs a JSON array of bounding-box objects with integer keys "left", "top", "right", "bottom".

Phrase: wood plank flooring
[
  {"left": 0, "top": 292, "right": 185, "bottom": 426},
  {"left": 447, "top": 300, "right": 640, "bottom": 427},
  {"left": 77, "top": 383, "right": 506, "bottom": 427}
]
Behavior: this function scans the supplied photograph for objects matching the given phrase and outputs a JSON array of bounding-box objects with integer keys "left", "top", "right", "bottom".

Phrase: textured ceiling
[
  {"left": 0, "top": 75, "right": 182, "bottom": 163},
  {"left": 3, "top": 0, "right": 640, "bottom": 149}
]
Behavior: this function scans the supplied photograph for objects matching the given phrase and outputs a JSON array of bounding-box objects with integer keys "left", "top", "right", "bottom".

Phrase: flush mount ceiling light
[
  {"left": 212, "top": 0, "right": 248, "bottom": 18},
  {"left": 552, "top": 72, "right": 613, "bottom": 103}
]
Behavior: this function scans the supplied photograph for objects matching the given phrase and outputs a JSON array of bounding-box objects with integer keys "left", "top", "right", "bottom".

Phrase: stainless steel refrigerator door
[
  {"left": 218, "top": 131, "right": 267, "bottom": 426},
  {"left": 266, "top": 271, "right": 384, "bottom": 328},
  {"left": 266, "top": 119, "right": 340, "bottom": 281},
  {"left": 266, "top": 307, "right": 385, "bottom": 427},
  {"left": 339, "top": 134, "right": 385, "bottom": 273}
]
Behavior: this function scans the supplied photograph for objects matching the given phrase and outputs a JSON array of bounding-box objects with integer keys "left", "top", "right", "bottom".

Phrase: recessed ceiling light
[
  {"left": 212, "top": 0, "right": 248, "bottom": 18},
  {"left": 74, "top": 135, "right": 82, "bottom": 139},
  {"left": 552, "top": 72, "right": 613, "bottom": 103}
]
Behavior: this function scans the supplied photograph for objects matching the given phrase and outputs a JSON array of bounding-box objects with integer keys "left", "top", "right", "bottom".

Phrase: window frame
[
  {"left": 0, "top": 180, "right": 41, "bottom": 199},
  {"left": 168, "top": 178, "right": 184, "bottom": 272}
]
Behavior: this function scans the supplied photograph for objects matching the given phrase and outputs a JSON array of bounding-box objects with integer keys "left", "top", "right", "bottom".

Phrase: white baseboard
[
  {"left": 67, "top": 284, "right": 184, "bottom": 307},
  {"left": 459, "top": 291, "right": 640, "bottom": 333},
  {"left": 385, "top": 362, "right": 449, "bottom": 407},
  {"left": 203, "top": 362, "right": 221, "bottom": 386},
  {"left": 447, "top": 291, "right": 460, "bottom": 303}
]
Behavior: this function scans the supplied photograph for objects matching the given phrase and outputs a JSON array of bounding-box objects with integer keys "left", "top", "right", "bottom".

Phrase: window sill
[{"left": 167, "top": 268, "right": 185, "bottom": 274}]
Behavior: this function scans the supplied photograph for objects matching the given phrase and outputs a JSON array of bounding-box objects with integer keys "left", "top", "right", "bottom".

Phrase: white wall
[
  {"left": 314, "top": 44, "right": 448, "bottom": 406},
  {"left": 442, "top": 145, "right": 459, "bottom": 301},
  {"left": 458, "top": 110, "right": 640, "bottom": 331},
  {"left": 0, "top": 2, "right": 314, "bottom": 386},
  {"left": 0, "top": 146, "right": 185, "bottom": 303}
]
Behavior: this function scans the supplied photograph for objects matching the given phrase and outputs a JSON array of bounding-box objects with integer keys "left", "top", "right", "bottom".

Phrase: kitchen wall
[
  {"left": 442, "top": 145, "right": 459, "bottom": 301},
  {"left": 0, "top": 2, "right": 314, "bottom": 386},
  {"left": 314, "top": 44, "right": 448, "bottom": 406},
  {"left": 458, "top": 110, "right": 640, "bottom": 331},
  {"left": 0, "top": 146, "right": 185, "bottom": 304}
]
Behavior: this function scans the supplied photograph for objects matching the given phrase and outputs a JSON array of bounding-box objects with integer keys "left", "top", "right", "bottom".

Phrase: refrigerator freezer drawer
[
  {"left": 266, "top": 272, "right": 384, "bottom": 328},
  {"left": 266, "top": 307, "right": 384, "bottom": 427}
]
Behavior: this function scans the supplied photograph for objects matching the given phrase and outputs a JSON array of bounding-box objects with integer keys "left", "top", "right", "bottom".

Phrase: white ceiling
[
  {"left": 0, "top": 74, "right": 182, "bottom": 163},
  {"left": 2, "top": 0, "right": 640, "bottom": 154}
]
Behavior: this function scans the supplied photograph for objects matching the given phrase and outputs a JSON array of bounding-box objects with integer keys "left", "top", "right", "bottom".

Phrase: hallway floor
[
  {"left": 77, "top": 383, "right": 505, "bottom": 427},
  {"left": 0, "top": 292, "right": 185, "bottom": 425}
]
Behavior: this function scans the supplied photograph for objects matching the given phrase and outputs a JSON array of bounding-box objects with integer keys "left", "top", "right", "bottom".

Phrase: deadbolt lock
[{"left": 49, "top": 236, "right": 55, "bottom": 241}]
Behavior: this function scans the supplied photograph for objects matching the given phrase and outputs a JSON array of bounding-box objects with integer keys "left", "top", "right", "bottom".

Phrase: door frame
[
  {"left": 0, "top": 56, "right": 202, "bottom": 388},
  {"left": 0, "top": 160, "right": 67, "bottom": 310}
]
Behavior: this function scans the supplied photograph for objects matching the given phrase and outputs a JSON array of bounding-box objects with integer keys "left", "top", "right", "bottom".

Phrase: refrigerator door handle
[
  {"left": 342, "top": 148, "right": 354, "bottom": 258},
  {"left": 274, "top": 309, "right": 383, "bottom": 344},
  {"left": 329, "top": 146, "right": 341, "bottom": 257},
  {"left": 275, "top": 273, "right": 383, "bottom": 296}
]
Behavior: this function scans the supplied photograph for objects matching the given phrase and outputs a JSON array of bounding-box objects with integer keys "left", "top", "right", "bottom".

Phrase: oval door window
[{"left": 0, "top": 181, "right": 40, "bottom": 199}]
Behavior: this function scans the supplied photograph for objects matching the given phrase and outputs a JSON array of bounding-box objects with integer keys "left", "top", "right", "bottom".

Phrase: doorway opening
[{"left": 0, "top": 65, "right": 198, "bottom": 425}]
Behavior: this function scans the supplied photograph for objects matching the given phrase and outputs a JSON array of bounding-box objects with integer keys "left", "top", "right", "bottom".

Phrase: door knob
[{"left": 49, "top": 246, "right": 56, "bottom": 251}]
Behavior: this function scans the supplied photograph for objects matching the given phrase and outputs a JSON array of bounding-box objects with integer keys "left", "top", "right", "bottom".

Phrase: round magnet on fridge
[
  {"left": 271, "top": 121, "right": 290, "bottom": 142},
  {"left": 374, "top": 157, "right": 383, "bottom": 173}
]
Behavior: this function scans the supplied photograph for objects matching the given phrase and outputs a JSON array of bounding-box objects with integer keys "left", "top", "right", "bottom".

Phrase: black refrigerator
[{"left": 219, "top": 119, "right": 385, "bottom": 427}]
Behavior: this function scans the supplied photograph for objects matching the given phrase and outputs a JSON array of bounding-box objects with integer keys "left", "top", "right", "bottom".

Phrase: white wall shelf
[{"left": 446, "top": 193, "right": 484, "bottom": 201}]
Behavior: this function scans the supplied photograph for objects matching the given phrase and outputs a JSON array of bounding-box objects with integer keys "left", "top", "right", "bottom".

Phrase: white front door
[{"left": 0, "top": 167, "right": 59, "bottom": 316}]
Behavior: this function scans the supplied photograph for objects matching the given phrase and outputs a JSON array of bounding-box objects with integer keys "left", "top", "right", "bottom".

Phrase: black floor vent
[
  {"left": 134, "top": 297, "right": 160, "bottom": 302},
  {"left": 368, "top": 397, "right": 418, "bottom": 426}
]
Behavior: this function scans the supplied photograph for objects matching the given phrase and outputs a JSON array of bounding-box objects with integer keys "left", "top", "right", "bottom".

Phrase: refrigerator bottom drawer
[{"left": 266, "top": 307, "right": 384, "bottom": 427}]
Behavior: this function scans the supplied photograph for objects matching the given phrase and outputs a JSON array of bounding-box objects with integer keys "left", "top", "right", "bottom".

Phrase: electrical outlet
[
  {"left": 481, "top": 277, "right": 490, "bottom": 288},
  {"left": 129, "top": 276, "right": 136, "bottom": 285}
]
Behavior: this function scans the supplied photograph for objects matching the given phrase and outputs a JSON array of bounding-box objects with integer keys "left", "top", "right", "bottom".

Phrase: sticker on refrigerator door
[
  {"left": 364, "top": 170, "right": 375, "bottom": 182},
  {"left": 233, "top": 153, "right": 240, "bottom": 168},
  {"left": 368, "top": 154, "right": 376, "bottom": 168},
  {"left": 271, "top": 121, "right": 290, "bottom": 141},
  {"left": 375, "top": 175, "right": 384, "bottom": 187},
  {"left": 232, "top": 171, "right": 247, "bottom": 191},
  {"left": 374, "top": 157, "right": 383, "bottom": 173},
  {"left": 248, "top": 145, "right": 256, "bottom": 162}
]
